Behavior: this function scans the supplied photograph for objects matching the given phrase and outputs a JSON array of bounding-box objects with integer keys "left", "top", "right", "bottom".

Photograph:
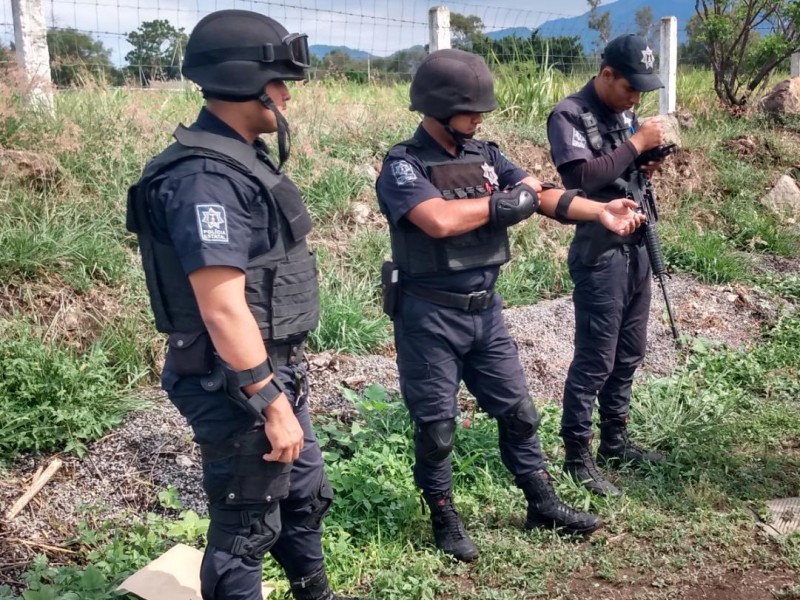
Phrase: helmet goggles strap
[{"left": 182, "top": 33, "right": 310, "bottom": 69}]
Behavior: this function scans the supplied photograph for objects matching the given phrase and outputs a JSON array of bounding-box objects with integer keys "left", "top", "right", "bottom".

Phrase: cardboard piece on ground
[
  {"left": 117, "top": 543, "right": 273, "bottom": 599},
  {"left": 760, "top": 497, "right": 800, "bottom": 538}
]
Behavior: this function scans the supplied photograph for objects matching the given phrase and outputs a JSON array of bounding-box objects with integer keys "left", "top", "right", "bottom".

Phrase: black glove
[{"left": 489, "top": 183, "right": 539, "bottom": 228}]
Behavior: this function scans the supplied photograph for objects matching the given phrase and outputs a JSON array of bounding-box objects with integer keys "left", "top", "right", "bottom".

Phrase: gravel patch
[{"left": 0, "top": 274, "right": 789, "bottom": 571}]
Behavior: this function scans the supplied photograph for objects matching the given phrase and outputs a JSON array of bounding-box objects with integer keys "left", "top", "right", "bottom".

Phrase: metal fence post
[
  {"left": 428, "top": 6, "right": 451, "bottom": 53},
  {"left": 659, "top": 16, "right": 678, "bottom": 115},
  {"left": 11, "top": 0, "right": 54, "bottom": 113},
  {"left": 791, "top": 52, "right": 800, "bottom": 78}
]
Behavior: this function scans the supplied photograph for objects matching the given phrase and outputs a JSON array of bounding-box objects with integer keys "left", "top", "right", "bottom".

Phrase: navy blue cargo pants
[
  {"left": 561, "top": 243, "right": 652, "bottom": 441},
  {"left": 163, "top": 359, "right": 331, "bottom": 600},
  {"left": 395, "top": 292, "right": 546, "bottom": 494}
]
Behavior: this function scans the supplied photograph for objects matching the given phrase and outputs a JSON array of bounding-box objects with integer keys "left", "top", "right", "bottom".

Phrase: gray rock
[
  {"left": 760, "top": 175, "right": 800, "bottom": 220},
  {"left": 759, "top": 77, "right": 800, "bottom": 118}
]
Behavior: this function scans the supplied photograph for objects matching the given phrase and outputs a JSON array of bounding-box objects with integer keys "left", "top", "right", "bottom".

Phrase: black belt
[
  {"left": 266, "top": 338, "right": 305, "bottom": 366},
  {"left": 403, "top": 283, "right": 495, "bottom": 313}
]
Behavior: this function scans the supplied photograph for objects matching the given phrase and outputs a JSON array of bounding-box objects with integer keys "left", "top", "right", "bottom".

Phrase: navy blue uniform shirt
[
  {"left": 547, "top": 79, "right": 638, "bottom": 171},
  {"left": 376, "top": 124, "right": 527, "bottom": 293},
  {"left": 148, "top": 108, "right": 268, "bottom": 276}
]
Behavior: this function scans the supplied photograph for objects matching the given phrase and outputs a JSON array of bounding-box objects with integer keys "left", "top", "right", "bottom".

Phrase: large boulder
[
  {"left": 760, "top": 175, "right": 800, "bottom": 220},
  {"left": 759, "top": 77, "right": 800, "bottom": 119}
]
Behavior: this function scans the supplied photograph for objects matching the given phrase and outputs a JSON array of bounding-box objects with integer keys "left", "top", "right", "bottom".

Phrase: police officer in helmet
[
  {"left": 127, "top": 9, "right": 360, "bottom": 600},
  {"left": 547, "top": 34, "right": 669, "bottom": 499},
  {"left": 376, "top": 48, "right": 645, "bottom": 562}
]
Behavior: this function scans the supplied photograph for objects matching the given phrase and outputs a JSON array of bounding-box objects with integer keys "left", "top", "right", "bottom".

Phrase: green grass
[
  {"left": 497, "top": 222, "right": 573, "bottom": 305},
  {"left": 9, "top": 310, "right": 800, "bottom": 598},
  {"left": 309, "top": 251, "right": 391, "bottom": 354}
]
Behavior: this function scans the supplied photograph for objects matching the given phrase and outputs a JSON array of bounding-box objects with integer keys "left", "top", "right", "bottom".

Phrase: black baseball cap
[{"left": 601, "top": 34, "right": 664, "bottom": 92}]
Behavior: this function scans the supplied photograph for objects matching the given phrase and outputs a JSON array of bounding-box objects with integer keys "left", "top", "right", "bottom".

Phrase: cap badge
[{"left": 641, "top": 46, "right": 655, "bottom": 70}]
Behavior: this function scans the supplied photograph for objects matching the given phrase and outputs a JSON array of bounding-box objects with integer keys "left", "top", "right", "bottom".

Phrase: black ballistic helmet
[
  {"left": 182, "top": 9, "right": 310, "bottom": 99},
  {"left": 409, "top": 49, "right": 498, "bottom": 120}
]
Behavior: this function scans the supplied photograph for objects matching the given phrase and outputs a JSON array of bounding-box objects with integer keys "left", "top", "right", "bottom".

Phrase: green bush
[{"left": 0, "top": 325, "right": 140, "bottom": 458}]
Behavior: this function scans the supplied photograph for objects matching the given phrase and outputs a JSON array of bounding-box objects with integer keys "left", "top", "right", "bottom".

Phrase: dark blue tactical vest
[
  {"left": 381, "top": 137, "right": 511, "bottom": 276},
  {"left": 126, "top": 126, "right": 319, "bottom": 342}
]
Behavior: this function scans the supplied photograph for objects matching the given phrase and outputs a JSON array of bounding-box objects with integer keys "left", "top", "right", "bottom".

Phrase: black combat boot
[
  {"left": 517, "top": 470, "right": 603, "bottom": 535},
  {"left": 288, "top": 566, "right": 362, "bottom": 600},
  {"left": 597, "top": 418, "right": 666, "bottom": 467},
  {"left": 563, "top": 436, "right": 621, "bottom": 497},
  {"left": 422, "top": 491, "right": 480, "bottom": 562}
]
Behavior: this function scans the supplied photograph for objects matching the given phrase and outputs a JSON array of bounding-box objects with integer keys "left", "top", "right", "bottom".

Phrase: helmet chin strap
[
  {"left": 258, "top": 93, "right": 291, "bottom": 170},
  {"left": 438, "top": 117, "right": 471, "bottom": 148}
]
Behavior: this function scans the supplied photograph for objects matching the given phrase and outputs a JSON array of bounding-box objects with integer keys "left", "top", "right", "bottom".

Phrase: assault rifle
[{"left": 629, "top": 143, "right": 680, "bottom": 342}]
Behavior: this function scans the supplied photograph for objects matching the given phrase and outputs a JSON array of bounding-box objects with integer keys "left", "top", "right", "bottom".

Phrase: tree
[
  {"left": 693, "top": 0, "right": 800, "bottom": 107},
  {"left": 125, "top": 19, "right": 188, "bottom": 85},
  {"left": 47, "top": 28, "right": 120, "bottom": 86},
  {"left": 587, "top": 0, "right": 612, "bottom": 49},
  {"left": 450, "top": 12, "right": 488, "bottom": 50},
  {"left": 635, "top": 6, "right": 657, "bottom": 46},
  {"left": 680, "top": 13, "right": 712, "bottom": 66}
]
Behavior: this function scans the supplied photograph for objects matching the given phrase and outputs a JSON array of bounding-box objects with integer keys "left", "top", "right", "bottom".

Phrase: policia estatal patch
[{"left": 196, "top": 204, "right": 229, "bottom": 243}]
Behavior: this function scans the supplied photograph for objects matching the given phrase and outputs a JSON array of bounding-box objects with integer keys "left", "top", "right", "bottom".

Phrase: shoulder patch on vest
[
  {"left": 391, "top": 160, "right": 417, "bottom": 186},
  {"left": 196, "top": 204, "right": 229, "bottom": 243}
]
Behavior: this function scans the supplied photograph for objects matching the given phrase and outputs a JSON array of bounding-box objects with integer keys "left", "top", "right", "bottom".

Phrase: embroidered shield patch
[
  {"left": 391, "top": 160, "right": 417, "bottom": 186},
  {"left": 572, "top": 128, "right": 588, "bottom": 149},
  {"left": 196, "top": 204, "right": 229, "bottom": 243}
]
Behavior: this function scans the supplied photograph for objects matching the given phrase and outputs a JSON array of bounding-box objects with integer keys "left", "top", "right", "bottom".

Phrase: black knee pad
[
  {"left": 414, "top": 419, "right": 456, "bottom": 463},
  {"left": 283, "top": 471, "right": 334, "bottom": 530},
  {"left": 207, "top": 503, "right": 281, "bottom": 561},
  {"left": 497, "top": 399, "right": 541, "bottom": 443}
]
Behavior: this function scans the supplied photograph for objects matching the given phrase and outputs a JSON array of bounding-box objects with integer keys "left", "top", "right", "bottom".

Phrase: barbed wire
[{"left": 0, "top": 0, "right": 695, "bottom": 83}]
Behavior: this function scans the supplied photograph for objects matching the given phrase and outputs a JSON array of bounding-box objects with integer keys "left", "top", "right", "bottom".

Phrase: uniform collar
[
  {"left": 580, "top": 78, "right": 616, "bottom": 122},
  {"left": 194, "top": 107, "right": 249, "bottom": 144}
]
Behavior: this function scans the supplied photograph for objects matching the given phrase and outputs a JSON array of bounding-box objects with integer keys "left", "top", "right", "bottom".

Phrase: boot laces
[
  {"left": 619, "top": 429, "right": 649, "bottom": 456},
  {"left": 433, "top": 498, "right": 468, "bottom": 540},
  {"left": 578, "top": 445, "right": 607, "bottom": 482}
]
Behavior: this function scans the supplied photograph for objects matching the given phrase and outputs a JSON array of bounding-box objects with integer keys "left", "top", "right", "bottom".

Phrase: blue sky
[{"left": 1, "top": 0, "right": 613, "bottom": 64}]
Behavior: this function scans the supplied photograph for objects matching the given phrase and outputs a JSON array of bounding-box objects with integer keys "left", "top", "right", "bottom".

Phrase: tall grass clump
[
  {"left": 309, "top": 249, "right": 390, "bottom": 354},
  {"left": 488, "top": 42, "right": 573, "bottom": 126}
]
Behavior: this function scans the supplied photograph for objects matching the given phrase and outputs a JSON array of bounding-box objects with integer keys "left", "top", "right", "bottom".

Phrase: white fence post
[
  {"left": 791, "top": 52, "right": 800, "bottom": 78},
  {"left": 659, "top": 16, "right": 678, "bottom": 115},
  {"left": 428, "top": 6, "right": 451, "bottom": 53},
  {"left": 11, "top": 0, "right": 53, "bottom": 113}
]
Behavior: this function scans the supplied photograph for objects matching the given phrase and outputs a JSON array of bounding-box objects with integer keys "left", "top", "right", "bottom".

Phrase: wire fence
[{"left": 0, "top": 0, "right": 687, "bottom": 87}]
